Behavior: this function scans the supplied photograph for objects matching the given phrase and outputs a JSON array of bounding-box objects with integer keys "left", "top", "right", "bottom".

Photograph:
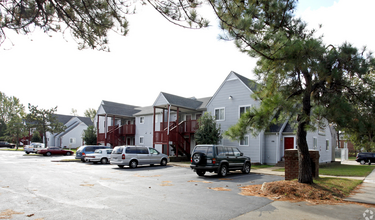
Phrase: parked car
[
  {"left": 110, "top": 146, "right": 169, "bottom": 168},
  {"left": 75, "top": 145, "right": 111, "bottom": 162},
  {"left": 85, "top": 149, "right": 113, "bottom": 164},
  {"left": 24, "top": 143, "right": 45, "bottom": 154},
  {"left": 37, "top": 147, "right": 74, "bottom": 156},
  {"left": 0, "top": 141, "right": 15, "bottom": 148},
  {"left": 190, "top": 145, "right": 251, "bottom": 177},
  {"left": 356, "top": 152, "right": 375, "bottom": 165}
]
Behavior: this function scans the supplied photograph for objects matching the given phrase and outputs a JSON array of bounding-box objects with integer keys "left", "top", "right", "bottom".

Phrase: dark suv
[
  {"left": 356, "top": 152, "right": 375, "bottom": 165},
  {"left": 190, "top": 145, "right": 251, "bottom": 177}
]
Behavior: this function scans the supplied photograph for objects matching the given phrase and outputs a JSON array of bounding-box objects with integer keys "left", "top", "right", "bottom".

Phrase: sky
[{"left": 1, "top": 0, "right": 374, "bottom": 116}]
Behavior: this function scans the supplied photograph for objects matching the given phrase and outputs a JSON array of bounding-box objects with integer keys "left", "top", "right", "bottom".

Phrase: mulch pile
[{"left": 239, "top": 180, "right": 345, "bottom": 205}]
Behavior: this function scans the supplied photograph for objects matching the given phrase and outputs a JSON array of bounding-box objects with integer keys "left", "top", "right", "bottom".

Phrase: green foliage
[
  {"left": 0, "top": 92, "right": 26, "bottom": 147},
  {"left": 195, "top": 112, "right": 222, "bottom": 145},
  {"left": 31, "top": 131, "right": 42, "bottom": 143},
  {"left": 83, "top": 125, "right": 97, "bottom": 145},
  {"left": 5, "top": 114, "right": 28, "bottom": 149},
  {"left": 84, "top": 108, "right": 97, "bottom": 122},
  {"left": 209, "top": 0, "right": 375, "bottom": 184},
  {"left": 25, "top": 104, "right": 65, "bottom": 147},
  {"left": 0, "top": 0, "right": 209, "bottom": 50}
]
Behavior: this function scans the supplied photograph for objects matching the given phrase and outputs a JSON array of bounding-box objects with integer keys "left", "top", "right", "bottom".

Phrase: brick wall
[{"left": 284, "top": 149, "right": 320, "bottom": 180}]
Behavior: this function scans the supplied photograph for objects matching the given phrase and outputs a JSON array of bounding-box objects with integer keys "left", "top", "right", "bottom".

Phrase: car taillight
[
  {"left": 191, "top": 157, "right": 192, "bottom": 163},
  {"left": 122, "top": 154, "right": 125, "bottom": 159},
  {"left": 212, "top": 158, "right": 216, "bottom": 164},
  {"left": 82, "top": 152, "right": 85, "bottom": 156}
]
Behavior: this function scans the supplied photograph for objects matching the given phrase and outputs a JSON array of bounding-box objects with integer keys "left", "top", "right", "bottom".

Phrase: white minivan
[{"left": 110, "top": 146, "right": 169, "bottom": 168}]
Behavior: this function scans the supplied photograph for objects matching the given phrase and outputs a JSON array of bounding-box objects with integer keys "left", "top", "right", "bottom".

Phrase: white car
[
  {"left": 84, "top": 149, "right": 113, "bottom": 164},
  {"left": 24, "top": 143, "right": 45, "bottom": 154}
]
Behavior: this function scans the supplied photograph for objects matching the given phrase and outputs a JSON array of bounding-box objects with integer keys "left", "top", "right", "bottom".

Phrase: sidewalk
[
  {"left": 344, "top": 168, "right": 375, "bottom": 205},
  {"left": 171, "top": 161, "right": 374, "bottom": 204}
]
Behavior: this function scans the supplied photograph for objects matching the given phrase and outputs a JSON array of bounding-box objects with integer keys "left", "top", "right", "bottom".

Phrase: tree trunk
[
  {"left": 296, "top": 120, "right": 313, "bottom": 184},
  {"left": 296, "top": 82, "right": 313, "bottom": 184}
]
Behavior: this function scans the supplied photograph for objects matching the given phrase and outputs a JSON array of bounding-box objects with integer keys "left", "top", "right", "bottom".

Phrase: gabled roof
[
  {"left": 54, "top": 114, "right": 74, "bottom": 125},
  {"left": 133, "top": 106, "right": 163, "bottom": 116},
  {"left": 207, "top": 71, "right": 259, "bottom": 107},
  {"left": 54, "top": 114, "right": 93, "bottom": 126},
  {"left": 153, "top": 92, "right": 206, "bottom": 111},
  {"left": 77, "top": 117, "right": 93, "bottom": 126},
  {"left": 232, "top": 72, "right": 258, "bottom": 91},
  {"left": 99, "top": 100, "right": 141, "bottom": 117}
]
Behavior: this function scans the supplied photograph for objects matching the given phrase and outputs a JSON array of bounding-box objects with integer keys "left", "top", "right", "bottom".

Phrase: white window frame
[
  {"left": 139, "top": 136, "right": 144, "bottom": 145},
  {"left": 69, "top": 138, "right": 76, "bottom": 144},
  {"left": 313, "top": 137, "right": 317, "bottom": 149},
  {"left": 140, "top": 116, "right": 145, "bottom": 124},
  {"left": 239, "top": 105, "right": 251, "bottom": 118},
  {"left": 326, "top": 139, "right": 329, "bottom": 151},
  {"left": 214, "top": 108, "right": 225, "bottom": 121},
  {"left": 239, "top": 135, "right": 249, "bottom": 146}
]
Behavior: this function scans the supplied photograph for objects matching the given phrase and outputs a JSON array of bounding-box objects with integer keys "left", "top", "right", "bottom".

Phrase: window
[
  {"left": 233, "top": 148, "right": 242, "bottom": 157},
  {"left": 226, "top": 147, "right": 234, "bottom": 156},
  {"left": 326, "top": 140, "right": 329, "bottom": 151},
  {"left": 344, "top": 142, "right": 348, "bottom": 148},
  {"left": 239, "top": 105, "right": 251, "bottom": 117},
  {"left": 139, "top": 136, "right": 144, "bottom": 144},
  {"left": 69, "top": 138, "right": 76, "bottom": 144},
  {"left": 240, "top": 136, "right": 249, "bottom": 146},
  {"left": 313, "top": 137, "right": 317, "bottom": 149},
  {"left": 140, "top": 117, "right": 145, "bottom": 124},
  {"left": 149, "top": 148, "right": 159, "bottom": 155},
  {"left": 214, "top": 108, "right": 225, "bottom": 121},
  {"left": 137, "top": 147, "right": 148, "bottom": 154}
]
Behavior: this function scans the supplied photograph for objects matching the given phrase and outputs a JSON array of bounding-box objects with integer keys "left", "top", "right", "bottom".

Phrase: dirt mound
[{"left": 240, "top": 180, "right": 343, "bottom": 204}]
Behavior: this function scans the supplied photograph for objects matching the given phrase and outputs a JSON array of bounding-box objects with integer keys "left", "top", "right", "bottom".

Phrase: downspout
[
  {"left": 105, "top": 114, "right": 108, "bottom": 146},
  {"left": 153, "top": 107, "right": 156, "bottom": 149},
  {"left": 167, "top": 105, "right": 171, "bottom": 155}
]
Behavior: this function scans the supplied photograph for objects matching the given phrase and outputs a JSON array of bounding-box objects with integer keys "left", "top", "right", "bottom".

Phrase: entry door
[{"left": 284, "top": 137, "right": 294, "bottom": 150}]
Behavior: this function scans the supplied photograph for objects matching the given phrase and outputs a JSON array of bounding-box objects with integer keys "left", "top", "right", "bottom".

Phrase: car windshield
[{"left": 112, "top": 146, "right": 124, "bottom": 154}]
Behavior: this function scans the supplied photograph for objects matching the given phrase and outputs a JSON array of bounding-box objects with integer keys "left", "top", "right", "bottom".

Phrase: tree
[
  {"left": 25, "top": 104, "right": 65, "bottom": 147},
  {"left": 195, "top": 112, "right": 222, "bottom": 145},
  {"left": 84, "top": 108, "right": 97, "bottom": 122},
  {"left": 0, "top": 0, "right": 209, "bottom": 50},
  {"left": 212, "top": 0, "right": 375, "bottom": 184},
  {"left": 70, "top": 108, "right": 78, "bottom": 116},
  {"left": 83, "top": 125, "right": 97, "bottom": 145},
  {"left": 0, "top": 92, "right": 27, "bottom": 145},
  {"left": 31, "top": 131, "right": 42, "bottom": 143},
  {"left": 5, "top": 114, "right": 28, "bottom": 149}
]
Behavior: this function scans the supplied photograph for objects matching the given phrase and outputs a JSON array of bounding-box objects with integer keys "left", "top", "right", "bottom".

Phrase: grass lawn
[
  {"left": 313, "top": 177, "right": 362, "bottom": 197},
  {"left": 0, "top": 148, "right": 24, "bottom": 151},
  {"left": 251, "top": 164, "right": 275, "bottom": 169},
  {"left": 319, "top": 163, "right": 375, "bottom": 177},
  {"left": 273, "top": 163, "right": 375, "bottom": 177}
]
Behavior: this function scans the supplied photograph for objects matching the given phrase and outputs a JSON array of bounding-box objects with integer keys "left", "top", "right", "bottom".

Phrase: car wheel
[
  {"left": 369, "top": 160, "right": 371, "bottom": 165},
  {"left": 118, "top": 165, "right": 124, "bottom": 169},
  {"left": 129, "top": 160, "right": 138, "bottom": 168},
  {"left": 66, "top": 152, "right": 71, "bottom": 156},
  {"left": 160, "top": 158, "right": 167, "bottom": 166},
  {"left": 242, "top": 162, "right": 251, "bottom": 174},
  {"left": 196, "top": 170, "right": 206, "bottom": 176},
  {"left": 46, "top": 152, "right": 51, "bottom": 156},
  {"left": 218, "top": 164, "right": 228, "bottom": 177},
  {"left": 26, "top": 152, "right": 29, "bottom": 154},
  {"left": 101, "top": 158, "right": 108, "bottom": 164},
  {"left": 81, "top": 158, "right": 86, "bottom": 163},
  {"left": 361, "top": 160, "right": 366, "bottom": 165}
]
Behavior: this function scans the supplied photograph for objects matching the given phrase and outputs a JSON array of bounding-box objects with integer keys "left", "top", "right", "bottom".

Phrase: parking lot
[{"left": 0, "top": 151, "right": 283, "bottom": 220}]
